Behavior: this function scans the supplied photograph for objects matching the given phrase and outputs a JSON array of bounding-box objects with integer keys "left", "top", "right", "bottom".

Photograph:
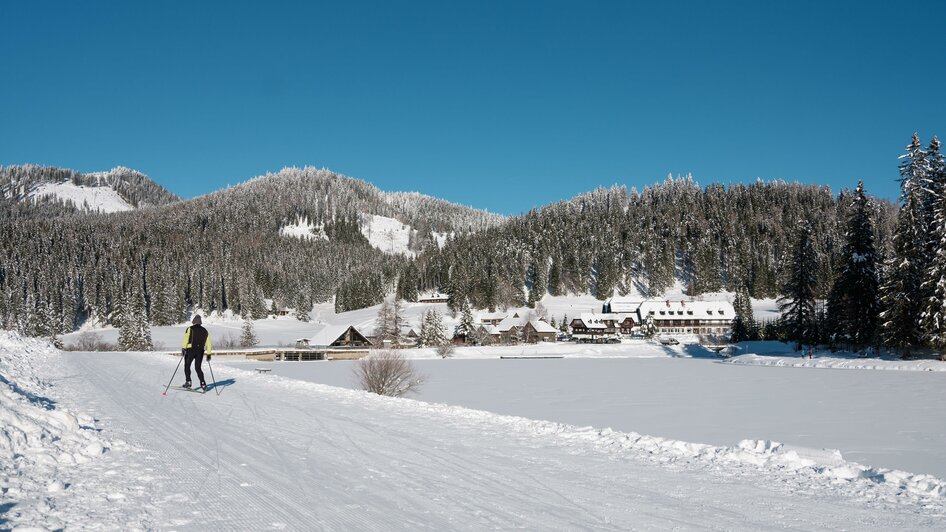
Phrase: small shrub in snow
[
  {"left": 436, "top": 343, "right": 454, "bottom": 359},
  {"left": 216, "top": 332, "right": 240, "bottom": 349},
  {"left": 353, "top": 349, "right": 424, "bottom": 397},
  {"left": 65, "top": 331, "right": 106, "bottom": 351}
]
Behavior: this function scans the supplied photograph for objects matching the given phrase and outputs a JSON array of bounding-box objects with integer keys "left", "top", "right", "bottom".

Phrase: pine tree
[
  {"left": 294, "top": 291, "right": 310, "bottom": 322},
  {"left": 730, "top": 287, "right": 756, "bottom": 342},
  {"left": 560, "top": 313, "right": 569, "bottom": 333},
  {"left": 420, "top": 309, "right": 447, "bottom": 347},
  {"left": 827, "top": 182, "right": 879, "bottom": 349},
  {"left": 453, "top": 301, "right": 475, "bottom": 343},
  {"left": 880, "top": 134, "right": 928, "bottom": 354},
  {"left": 920, "top": 137, "right": 946, "bottom": 353},
  {"left": 118, "top": 286, "right": 151, "bottom": 350},
  {"left": 640, "top": 315, "right": 657, "bottom": 339},
  {"left": 240, "top": 312, "right": 259, "bottom": 348},
  {"left": 778, "top": 222, "right": 818, "bottom": 348},
  {"left": 391, "top": 297, "right": 405, "bottom": 345},
  {"left": 117, "top": 296, "right": 138, "bottom": 350},
  {"left": 375, "top": 298, "right": 393, "bottom": 342}
]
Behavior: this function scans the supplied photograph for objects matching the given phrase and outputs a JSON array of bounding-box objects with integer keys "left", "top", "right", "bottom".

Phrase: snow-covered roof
[
  {"left": 496, "top": 313, "right": 530, "bottom": 332},
  {"left": 528, "top": 319, "right": 558, "bottom": 333},
  {"left": 309, "top": 325, "right": 357, "bottom": 346},
  {"left": 476, "top": 324, "right": 500, "bottom": 335},
  {"left": 638, "top": 300, "right": 734, "bottom": 321},
  {"left": 604, "top": 297, "right": 645, "bottom": 313},
  {"left": 418, "top": 291, "right": 449, "bottom": 301},
  {"left": 574, "top": 313, "right": 608, "bottom": 329},
  {"left": 478, "top": 311, "right": 506, "bottom": 322}
]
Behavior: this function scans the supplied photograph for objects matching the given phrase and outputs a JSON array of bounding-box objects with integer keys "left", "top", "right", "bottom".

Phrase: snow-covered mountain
[{"left": 0, "top": 164, "right": 180, "bottom": 217}]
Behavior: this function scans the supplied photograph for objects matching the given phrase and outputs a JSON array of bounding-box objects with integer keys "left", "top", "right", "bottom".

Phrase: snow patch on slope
[
  {"left": 29, "top": 181, "right": 133, "bottom": 213},
  {"left": 360, "top": 213, "right": 417, "bottom": 257},
  {"left": 279, "top": 216, "right": 329, "bottom": 241},
  {"left": 0, "top": 332, "right": 112, "bottom": 526}
]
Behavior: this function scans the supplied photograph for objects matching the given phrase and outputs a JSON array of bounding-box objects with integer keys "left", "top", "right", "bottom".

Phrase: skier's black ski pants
[{"left": 184, "top": 350, "right": 205, "bottom": 384}]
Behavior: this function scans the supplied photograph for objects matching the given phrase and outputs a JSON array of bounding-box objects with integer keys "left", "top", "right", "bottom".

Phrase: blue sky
[{"left": 2, "top": 1, "right": 943, "bottom": 214}]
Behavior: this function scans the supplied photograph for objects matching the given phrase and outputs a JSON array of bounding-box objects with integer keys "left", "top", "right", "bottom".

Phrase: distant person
[{"left": 181, "top": 315, "right": 213, "bottom": 391}]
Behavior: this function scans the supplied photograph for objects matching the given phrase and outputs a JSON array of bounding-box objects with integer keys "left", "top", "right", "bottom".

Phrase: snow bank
[
  {"left": 727, "top": 342, "right": 946, "bottom": 372},
  {"left": 222, "top": 363, "right": 946, "bottom": 511},
  {"left": 29, "top": 181, "right": 133, "bottom": 213},
  {"left": 0, "top": 332, "right": 111, "bottom": 526}
]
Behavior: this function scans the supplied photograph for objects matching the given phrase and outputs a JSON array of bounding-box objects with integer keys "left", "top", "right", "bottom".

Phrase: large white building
[{"left": 569, "top": 297, "right": 735, "bottom": 340}]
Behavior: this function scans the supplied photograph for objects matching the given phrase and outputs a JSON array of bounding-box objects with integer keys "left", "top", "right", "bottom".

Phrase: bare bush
[
  {"left": 215, "top": 332, "right": 240, "bottom": 349},
  {"left": 436, "top": 343, "right": 454, "bottom": 359},
  {"left": 353, "top": 350, "right": 425, "bottom": 397},
  {"left": 64, "top": 331, "right": 106, "bottom": 351}
]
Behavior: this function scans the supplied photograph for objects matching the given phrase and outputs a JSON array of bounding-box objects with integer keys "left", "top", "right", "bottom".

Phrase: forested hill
[
  {"left": 0, "top": 165, "right": 180, "bottom": 218},
  {"left": 0, "top": 163, "right": 899, "bottom": 338},
  {"left": 0, "top": 166, "right": 503, "bottom": 335},
  {"left": 416, "top": 177, "right": 898, "bottom": 313}
]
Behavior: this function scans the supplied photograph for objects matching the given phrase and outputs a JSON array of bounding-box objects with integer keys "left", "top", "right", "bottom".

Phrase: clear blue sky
[{"left": 2, "top": 1, "right": 943, "bottom": 214}]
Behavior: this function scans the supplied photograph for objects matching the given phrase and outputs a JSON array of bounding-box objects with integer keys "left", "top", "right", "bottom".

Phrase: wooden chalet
[
  {"left": 309, "top": 325, "right": 373, "bottom": 348},
  {"left": 522, "top": 319, "right": 558, "bottom": 343}
]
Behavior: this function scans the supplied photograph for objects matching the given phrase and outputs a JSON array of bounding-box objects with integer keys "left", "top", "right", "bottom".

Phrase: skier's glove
[
  {"left": 181, "top": 348, "right": 186, "bottom": 356},
  {"left": 206, "top": 354, "right": 212, "bottom": 362}
]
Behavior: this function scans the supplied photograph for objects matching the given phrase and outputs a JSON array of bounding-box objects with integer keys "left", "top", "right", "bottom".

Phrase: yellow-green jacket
[{"left": 182, "top": 325, "right": 213, "bottom": 354}]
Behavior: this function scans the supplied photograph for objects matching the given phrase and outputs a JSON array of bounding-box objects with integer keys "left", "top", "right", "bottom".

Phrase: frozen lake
[{"left": 225, "top": 356, "right": 946, "bottom": 479}]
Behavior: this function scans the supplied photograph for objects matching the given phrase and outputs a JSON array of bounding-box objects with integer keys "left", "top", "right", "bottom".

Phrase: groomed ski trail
[{"left": 44, "top": 351, "right": 946, "bottom": 530}]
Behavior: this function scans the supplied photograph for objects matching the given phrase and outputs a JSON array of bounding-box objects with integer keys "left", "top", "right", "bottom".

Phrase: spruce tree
[
  {"left": 640, "top": 315, "right": 658, "bottom": 339},
  {"left": 730, "top": 287, "right": 756, "bottom": 342},
  {"left": 880, "top": 135, "right": 928, "bottom": 355},
  {"left": 778, "top": 222, "right": 818, "bottom": 348},
  {"left": 240, "top": 312, "right": 259, "bottom": 347},
  {"left": 921, "top": 137, "right": 946, "bottom": 353},
  {"left": 420, "top": 309, "right": 447, "bottom": 347},
  {"left": 453, "top": 301, "right": 475, "bottom": 343},
  {"left": 827, "top": 182, "right": 879, "bottom": 349}
]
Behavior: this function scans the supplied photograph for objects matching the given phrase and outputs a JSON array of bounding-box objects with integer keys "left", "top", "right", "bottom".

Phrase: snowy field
[
  {"left": 222, "top": 355, "right": 946, "bottom": 479},
  {"left": 3, "top": 331, "right": 945, "bottom": 529}
]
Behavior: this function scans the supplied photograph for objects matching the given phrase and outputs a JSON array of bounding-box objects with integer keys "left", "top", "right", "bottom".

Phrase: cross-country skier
[{"left": 181, "top": 315, "right": 213, "bottom": 391}]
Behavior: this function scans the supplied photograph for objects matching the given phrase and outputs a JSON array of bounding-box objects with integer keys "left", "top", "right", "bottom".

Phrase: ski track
[{"left": 35, "top": 351, "right": 946, "bottom": 530}]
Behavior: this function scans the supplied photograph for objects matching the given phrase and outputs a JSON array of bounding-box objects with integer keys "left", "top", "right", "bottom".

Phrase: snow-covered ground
[
  {"left": 228, "top": 355, "right": 946, "bottom": 479},
  {"left": 360, "top": 213, "right": 417, "bottom": 257},
  {"left": 29, "top": 181, "right": 133, "bottom": 213},
  {"left": 278, "top": 216, "right": 328, "bottom": 241},
  {"left": 2, "top": 332, "right": 944, "bottom": 529}
]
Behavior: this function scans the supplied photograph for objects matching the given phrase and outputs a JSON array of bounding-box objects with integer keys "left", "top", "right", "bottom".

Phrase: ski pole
[
  {"left": 162, "top": 352, "right": 185, "bottom": 396},
  {"left": 207, "top": 357, "right": 220, "bottom": 396}
]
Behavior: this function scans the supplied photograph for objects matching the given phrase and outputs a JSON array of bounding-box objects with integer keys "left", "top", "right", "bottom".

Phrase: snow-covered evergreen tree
[
  {"left": 827, "top": 182, "right": 879, "bottom": 349},
  {"left": 453, "top": 301, "right": 475, "bottom": 343},
  {"left": 640, "top": 315, "right": 657, "bottom": 339},
  {"left": 778, "top": 222, "right": 818, "bottom": 348},
  {"left": 920, "top": 137, "right": 946, "bottom": 353},
  {"left": 880, "top": 134, "right": 929, "bottom": 354},
  {"left": 240, "top": 313, "right": 259, "bottom": 348},
  {"left": 730, "top": 287, "right": 756, "bottom": 342},
  {"left": 420, "top": 309, "right": 447, "bottom": 347}
]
